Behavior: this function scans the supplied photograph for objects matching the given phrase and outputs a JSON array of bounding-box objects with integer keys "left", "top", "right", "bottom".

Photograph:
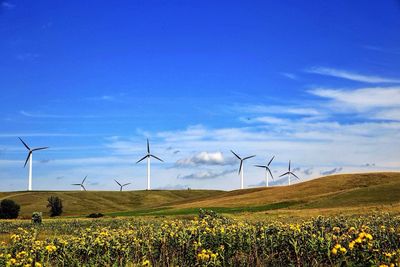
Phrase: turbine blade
[
  {"left": 230, "top": 150, "right": 241, "bottom": 160},
  {"left": 147, "top": 139, "right": 150, "bottom": 154},
  {"left": 291, "top": 172, "right": 300, "bottom": 180},
  {"left": 82, "top": 175, "right": 87, "bottom": 184},
  {"left": 151, "top": 154, "right": 164, "bottom": 162},
  {"left": 243, "top": 155, "right": 256, "bottom": 160},
  {"left": 254, "top": 165, "right": 267, "bottom": 168},
  {"left": 279, "top": 171, "right": 290, "bottom": 177},
  {"left": 267, "top": 156, "right": 275, "bottom": 166},
  {"left": 32, "top": 147, "right": 49, "bottom": 151},
  {"left": 114, "top": 179, "right": 121, "bottom": 186},
  {"left": 289, "top": 160, "right": 291, "bottom": 171},
  {"left": 71, "top": 183, "right": 81, "bottom": 186},
  {"left": 238, "top": 161, "right": 243, "bottom": 175},
  {"left": 23, "top": 152, "right": 31, "bottom": 168},
  {"left": 81, "top": 185, "right": 87, "bottom": 191},
  {"left": 136, "top": 155, "right": 148, "bottom": 164},
  {"left": 19, "top": 137, "right": 30, "bottom": 150},
  {"left": 123, "top": 183, "right": 131, "bottom": 186},
  {"left": 267, "top": 167, "right": 274, "bottom": 180}
]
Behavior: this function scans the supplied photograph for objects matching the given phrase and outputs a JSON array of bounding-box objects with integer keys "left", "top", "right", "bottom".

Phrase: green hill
[
  {"left": 1, "top": 172, "right": 399, "bottom": 218},
  {"left": 0, "top": 190, "right": 223, "bottom": 218}
]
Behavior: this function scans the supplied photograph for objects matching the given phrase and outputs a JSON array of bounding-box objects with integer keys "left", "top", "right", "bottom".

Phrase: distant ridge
[{"left": 1, "top": 172, "right": 399, "bottom": 218}]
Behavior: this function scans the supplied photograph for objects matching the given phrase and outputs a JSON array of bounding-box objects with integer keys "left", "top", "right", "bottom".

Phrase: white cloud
[
  {"left": 178, "top": 169, "right": 235, "bottom": 180},
  {"left": 307, "top": 67, "right": 400, "bottom": 83},
  {"left": 20, "top": 110, "right": 98, "bottom": 119},
  {"left": 176, "top": 151, "right": 234, "bottom": 166},
  {"left": 309, "top": 87, "right": 400, "bottom": 111},
  {"left": 280, "top": 72, "right": 298, "bottom": 80},
  {"left": 237, "top": 105, "right": 321, "bottom": 116}
]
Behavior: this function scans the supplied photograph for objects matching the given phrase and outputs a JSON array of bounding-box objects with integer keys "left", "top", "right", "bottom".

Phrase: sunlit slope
[
  {"left": 171, "top": 172, "right": 400, "bottom": 210},
  {"left": 0, "top": 190, "right": 223, "bottom": 217}
]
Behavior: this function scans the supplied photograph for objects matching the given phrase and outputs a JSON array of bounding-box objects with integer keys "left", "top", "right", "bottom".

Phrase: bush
[
  {"left": 32, "top": 212, "right": 42, "bottom": 224},
  {"left": 47, "top": 196, "right": 63, "bottom": 217},
  {"left": 87, "top": 213, "right": 104, "bottom": 218},
  {"left": 0, "top": 199, "right": 20, "bottom": 219}
]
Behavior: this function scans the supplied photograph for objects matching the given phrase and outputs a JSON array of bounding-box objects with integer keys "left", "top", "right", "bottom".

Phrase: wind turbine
[
  {"left": 255, "top": 156, "right": 275, "bottom": 187},
  {"left": 114, "top": 179, "right": 131, "bottom": 191},
  {"left": 279, "top": 160, "right": 300, "bottom": 186},
  {"left": 72, "top": 176, "right": 87, "bottom": 191},
  {"left": 231, "top": 150, "right": 256, "bottom": 189},
  {"left": 19, "top": 137, "right": 49, "bottom": 191},
  {"left": 136, "top": 139, "right": 163, "bottom": 190}
]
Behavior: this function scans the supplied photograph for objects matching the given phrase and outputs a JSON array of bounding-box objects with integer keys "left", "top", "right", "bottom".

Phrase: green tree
[
  {"left": 47, "top": 196, "right": 63, "bottom": 217},
  {"left": 0, "top": 199, "right": 20, "bottom": 219}
]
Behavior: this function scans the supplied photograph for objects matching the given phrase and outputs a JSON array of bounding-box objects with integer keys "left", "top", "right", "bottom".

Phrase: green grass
[
  {"left": 107, "top": 200, "right": 301, "bottom": 217},
  {"left": 1, "top": 172, "right": 400, "bottom": 218}
]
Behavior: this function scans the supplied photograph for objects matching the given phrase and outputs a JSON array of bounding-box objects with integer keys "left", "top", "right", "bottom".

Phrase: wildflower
[
  {"left": 45, "top": 244, "right": 57, "bottom": 253},
  {"left": 142, "top": 259, "right": 151, "bottom": 266},
  {"left": 331, "top": 248, "right": 338, "bottom": 255}
]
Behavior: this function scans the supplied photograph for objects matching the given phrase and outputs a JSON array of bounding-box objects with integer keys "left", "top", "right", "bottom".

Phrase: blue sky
[{"left": 1, "top": 1, "right": 400, "bottom": 191}]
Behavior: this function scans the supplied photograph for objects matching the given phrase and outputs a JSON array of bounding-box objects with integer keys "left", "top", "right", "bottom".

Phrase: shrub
[
  {"left": 32, "top": 212, "right": 42, "bottom": 224},
  {"left": 87, "top": 213, "right": 104, "bottom": 218},
  {"left": 47, "top": 196, "right": 63, "bottom": 217},
  {"left": 0, "top": 199, "right": 20, "bottom": 219}
]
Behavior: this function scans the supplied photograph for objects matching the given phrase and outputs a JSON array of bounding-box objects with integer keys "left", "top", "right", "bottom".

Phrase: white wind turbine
[
  {"left": 114, "top": 179, "right": 131, "bottom": 191},
  {"left": 279, "top": 160, "right": 300, "bottom": 186},
  {"left": 136, "top": 139, "right": 163, "bottom": 190},
  {"left": 72, "top": 176, "right": 87, "bottom": 191},
  {"left": 231, "top": 150, "right": 256, "bottom": 189},
  {"left": 19, "top": 137, "right": 49, "bottom": 191},
  {"left": 254, "top": 156, "right": 275, "bottom": 187}
]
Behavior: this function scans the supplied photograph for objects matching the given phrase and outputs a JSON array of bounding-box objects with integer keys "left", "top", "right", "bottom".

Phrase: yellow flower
[
  {"left": 331, "top": 248, "right": 338, "bottom": 255},
  {"left": 45, "top": 244, "right": 57, "bottom": 253},
  {"left": 142, "top": 259, "right": 151, "bottom": 266},
  {"left": 340, "top": 247, "right": 347, "bottom": 254},
  {"left": 349, "top": 241, "right": 355, "bottom": 250}
]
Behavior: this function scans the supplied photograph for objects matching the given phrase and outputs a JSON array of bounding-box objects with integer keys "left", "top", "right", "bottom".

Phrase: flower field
[{"left": 1, "top": 211, "right": 400, "bottom": 266}]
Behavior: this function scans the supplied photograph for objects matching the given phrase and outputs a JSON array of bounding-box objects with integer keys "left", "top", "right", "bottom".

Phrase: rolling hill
[{"left": 1, "top": 172, "right": 399, "bottom": 218}]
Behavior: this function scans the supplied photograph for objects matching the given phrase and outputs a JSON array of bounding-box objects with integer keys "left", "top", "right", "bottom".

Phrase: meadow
[
  {"left": 1, "top": 211, "right": 400, "bottom": 266},
  {"left": 1, "top": 172, "right": 400, "bottom": 266}
]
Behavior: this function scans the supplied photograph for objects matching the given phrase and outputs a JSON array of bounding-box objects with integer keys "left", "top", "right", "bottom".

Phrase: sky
[{"left": 1, "top": 0, "right": 400, "bottom": 191}]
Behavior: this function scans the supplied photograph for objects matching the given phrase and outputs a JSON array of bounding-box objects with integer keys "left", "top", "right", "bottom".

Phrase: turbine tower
[
  {"left": 19, "top": 137, "right": 49, "bottom": 191},
  {"left": 136, "top": 139, "right": 163, "bottom": 190},
  {"left": 72, "top": 176, "right": 87, "bottom": 191},
  {"left": 279, "top": 160, "right": 300, "bottom": 186},
  {"left": 231, "top": 150, "right": 255, "bottom": 189},
  {"left": 254, "top": 156, "right": 275, "bottom": 187},
  {"left": 114, "top": 179, "right": 131, "bottom": 191}
]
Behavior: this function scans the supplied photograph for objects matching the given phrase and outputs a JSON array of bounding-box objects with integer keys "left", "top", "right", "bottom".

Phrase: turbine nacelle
[
  {"left": 279, "top": 160, "right": 300, "bottom": 185},
  {"left": 136, "top": 139, "right": 163, "bottom": 190},
  {"left": 72, "top": 176, "right": 87, "bottom": 191},
  {"left": 114, "top": 179, "right": 131, "bottom": 191},
  {"left": 254, "top": 155, "right": 275, "bottom": 180}
]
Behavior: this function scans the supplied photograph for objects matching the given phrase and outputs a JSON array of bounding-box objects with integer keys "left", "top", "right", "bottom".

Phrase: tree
[
  {"left": 0, "top": 199, "right": 20, "bottom": 219},
  {"left": 47, "top": 196, "right": 63, "bottom": 217}
]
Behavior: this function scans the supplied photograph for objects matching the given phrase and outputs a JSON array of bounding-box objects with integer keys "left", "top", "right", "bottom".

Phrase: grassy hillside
[
  {"left": 1, "top": 172, "right": 399, "bottom": 218},
  {"left": 0, "top": 190, "right": 223, "bottom": 218},
  {"left": 126, "top": 172, "right": 400, "bottom": 216}
]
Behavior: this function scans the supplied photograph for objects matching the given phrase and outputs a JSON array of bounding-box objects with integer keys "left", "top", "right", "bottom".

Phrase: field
[
  {"left": 1, "top": 211, "right": 400, "bottom": 266},
  {"left": 1, "top": 172, "right": 400, "bottom": 266},
  {"left": 1, "top": 172, "right": 400, "bottom": 218}
]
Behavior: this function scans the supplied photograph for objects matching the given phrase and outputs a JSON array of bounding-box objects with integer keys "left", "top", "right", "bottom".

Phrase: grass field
[
  {"left": 1, "top": 172, "right": 400, "bottom": 266},
  {"left": 1, "top": 172, "right": 400, "bottom": 218}
]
